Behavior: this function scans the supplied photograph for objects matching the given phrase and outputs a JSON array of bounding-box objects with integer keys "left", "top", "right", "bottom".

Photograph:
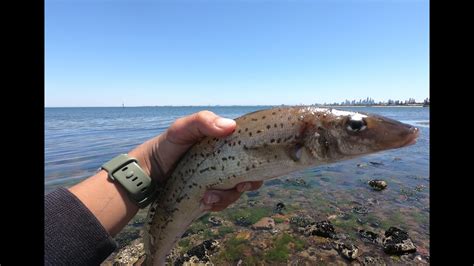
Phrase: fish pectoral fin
[{"left": 288, "top": 143, "right": 304, "bottom": 162}]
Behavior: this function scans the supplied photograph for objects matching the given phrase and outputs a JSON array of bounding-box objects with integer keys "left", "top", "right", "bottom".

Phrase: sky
[{"left": 45, "top": 0, "right": 429, "bottom": 107}]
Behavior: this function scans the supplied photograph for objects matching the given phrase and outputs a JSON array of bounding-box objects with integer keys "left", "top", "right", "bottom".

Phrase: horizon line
[{"left": 45, "top": 104, "right": 428, "bottom": 108}]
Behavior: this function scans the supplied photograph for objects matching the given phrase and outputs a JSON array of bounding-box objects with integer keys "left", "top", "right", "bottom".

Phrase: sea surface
[{"left": 45, "top": 106, "right": 429, "bottom": 264}]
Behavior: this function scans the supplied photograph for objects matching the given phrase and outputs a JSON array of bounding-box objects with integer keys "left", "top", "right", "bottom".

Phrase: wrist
[
  {"left": 68, "top": 170, "right": 139, "bottom": 236},
  {"left": 101, "top": 154, "right": 158, "bottom": 209},
  {"left": 128, "top": 136, "right": 166, "bottom": 183}
]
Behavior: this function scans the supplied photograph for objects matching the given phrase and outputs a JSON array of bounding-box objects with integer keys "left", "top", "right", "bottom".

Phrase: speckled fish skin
[{"left": 144, "top": 106, "right": 419, "bottom": 265}]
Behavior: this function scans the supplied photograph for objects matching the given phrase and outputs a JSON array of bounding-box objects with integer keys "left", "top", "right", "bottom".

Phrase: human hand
[{"left": 128, "top": 110, "right": 263, "bottom": 211}]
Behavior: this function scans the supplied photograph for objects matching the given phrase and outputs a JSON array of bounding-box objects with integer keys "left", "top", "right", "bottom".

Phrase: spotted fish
[{"left": 144, "top": 106, "right": 419, "bottom": 265}]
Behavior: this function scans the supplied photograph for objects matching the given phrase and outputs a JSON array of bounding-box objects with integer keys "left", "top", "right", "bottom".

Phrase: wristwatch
[{"left": 101, "top": 154, "right": 157, "bottom": 208}]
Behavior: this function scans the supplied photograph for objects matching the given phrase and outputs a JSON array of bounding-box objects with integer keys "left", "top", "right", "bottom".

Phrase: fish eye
[{"left": 347, "top": 118, "right": 367, "bottom": 132}]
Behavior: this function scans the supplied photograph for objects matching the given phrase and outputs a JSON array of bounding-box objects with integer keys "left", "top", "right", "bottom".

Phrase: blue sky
[{"left": 45, "top": 0, "right": 429, "bottom": 107}]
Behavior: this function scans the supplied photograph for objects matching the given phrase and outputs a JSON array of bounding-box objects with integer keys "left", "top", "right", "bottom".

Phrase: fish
[{"left": 143, "top": 106, "right": 419, "bottom": 265}]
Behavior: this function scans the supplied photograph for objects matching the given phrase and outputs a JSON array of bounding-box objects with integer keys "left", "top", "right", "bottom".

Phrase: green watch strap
[{"left": 101, "top": 154, "right": 157, "bottom": 208}]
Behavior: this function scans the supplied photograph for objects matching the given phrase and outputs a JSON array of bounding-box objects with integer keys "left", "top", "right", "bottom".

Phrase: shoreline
[
  {"left": 45, "top": 105, "right": 429, "bottom": 108},
  {"left": 323, "top": 105, "right": 427, "bottom": 108}
]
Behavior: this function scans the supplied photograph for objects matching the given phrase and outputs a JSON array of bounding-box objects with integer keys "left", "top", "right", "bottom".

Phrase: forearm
[{"left": 68, "top": 169, "right": 139, "bottom": 237}]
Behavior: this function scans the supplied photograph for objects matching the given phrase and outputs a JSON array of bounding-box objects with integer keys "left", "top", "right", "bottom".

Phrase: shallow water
[{"left": 45, "top": 106, "right": 429, "bottom": 263}]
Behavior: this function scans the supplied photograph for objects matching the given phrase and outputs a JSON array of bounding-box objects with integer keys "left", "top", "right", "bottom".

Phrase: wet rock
[
  {"left": 399, "top": 188, "right": 421, "bottom": 201},
  {"left": 181, "top": 231, "right": 191, "bottom": 238},
  {"left": 362, "top": 256, "right": 386, "bottom": 265},
  {"left": 246, "top": 191, "right": 260, "bottom": 198},
  {"left": 369, "top": 161, "right": 384, "bottom": 166},
  {"left": 284, "top": 178, "right": 311, "bottom": 188},
  {"left": 304, "top": 220, "right": 336, "bottom": 238},
  {"left": 207, "top": 216, "right": 223, "bottom": 226},
  {"left": 274, "top": 202, "right": 286, "bottom": 214},
  {"left": 369, "top": 222, "right": 380, "bottom": 228},
  {"left": 367, "top": 198, "right": 378, "bottom": 205},
  {"left": 174, "top": 240, "right": 220, "bottom": 266},
  {"left": 251, "top": 217, "right": 275, "bottom": 230},
  {"left": 235, "top": 230, "right": 252, "bottom": 240},
  {"left": 234, "top": 216, "right": 252, "bottom": 227},
  {"left": 358, "top": 229, "right": 380, "bottom": 243},
  {"left": 368, "top": 180, "right": 388, "bottom": 191},
  {"left": 414, "top": 255, "right": 428, "bottom": 263},
  {"left": 334, "top": 242, "right": 359, "bottom": 260},
  {"left": 352, "top": 206, "right": 370, "bottom": 214},
  {"left": 414, "top": 184, "right": 426, "bottom": 192},
  {"left": 382, "top": 227, "right": 416, "bottom": 255},
  {"left": 340, "top": 212, "right": 353, "bottom": 220},
  {"left": 290, "top": 216, "right": 336, "bottom": 238},
  {"left": 289, "top": 215, "right": 315, "bottom": 228},
  {"left": 247, "top": 200, "right": 258, "bottom": 207},
  {"left": 110, "top": 238, "right": 144, "bottom": 265},
  {"left": 335, "top": 233, "right": 348, "bottom": 240}
]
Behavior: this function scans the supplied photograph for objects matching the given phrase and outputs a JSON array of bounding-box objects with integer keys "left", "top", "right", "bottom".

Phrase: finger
[{"left": 166, "top": 111, "right": 236, "bottom": 146}]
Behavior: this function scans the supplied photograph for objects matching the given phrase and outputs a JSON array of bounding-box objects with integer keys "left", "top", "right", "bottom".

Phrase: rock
[
  {"left": 234, "top": 216, "right": 252, "bottom": 227},
  {"left": 359, "top": 229, "right": 380, "bottom": 243},
  {"left": 368, "top": 180, "right": 388, "bottom": 191},
  {"left": 247, "top": 200, "right": 258, "bottom": 207},
  {"left": 290, "top": 216, "right": 336, "bottom": 238},
  {"left": 255, "top": 239, "right": 269, "bottom": 249},
  {"left": 207, "top": 216, "right": 223, "bottom": 226},
  {"left": 334, "top": 242, "right": 359, "bottom": 260},
  {"left": 352, "top": 206, "right": 370, "bottom": 214},
  {"left": 284, "top": 178, "right": 311, "bottom": 188},
  {"left": 414, "top": 184, "right": 426, "bottom": 192},
  {"left": 362, "top": 256, "right": 386, "bottom": 265},
  {"left": 369, "top": 161, "right": 384, "bottom": 166},
  {"left": 246, "top": 191, "right": 260, "bottom": 197},
  {"left": 304, "top": 220, "right": 336, "bottom": 238},
  {"left": 174, "top": 240, "right": 220, "bottom": 266},
  {"left": 414, "top": 255, "right": 427, "bottom": 263},
  {"left": 235, "top": 231, "right": 252, "bottom": 240},
  {"left": 382, "top": 227, "right": 416, "bottom": 255},
  {"left": 335, "top": 233, "right": 348, "bottom": 240},
  {"left": 110, "top": 239, "right": 145, "bottom": 265},
  {"left": 370, "top": 221, "right": 380, "bottom": 228},
  {"left": 367, "top": 198, "right": 378, "bottom": 205},
  {"left": 274, "top": 202, "right": 286, "bottom": 214},
  {"left": 251, "top": 217, "right": 275, "bottom": 230},
  {"left": 289, "top": 215, "right": 315, "bottom": 228}
]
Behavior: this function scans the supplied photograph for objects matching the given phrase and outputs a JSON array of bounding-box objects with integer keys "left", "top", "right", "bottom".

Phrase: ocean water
[{"left": 45, "top": 106, "right": 430, "bottom": 263}]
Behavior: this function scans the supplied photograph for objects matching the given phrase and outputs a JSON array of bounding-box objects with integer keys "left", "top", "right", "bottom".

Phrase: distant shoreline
[
  {"left": 322, "top": 105, "right": 427, "bottom": 108},
  {"left": 45, "top": 104, "right": 429, "bottom": 108}
]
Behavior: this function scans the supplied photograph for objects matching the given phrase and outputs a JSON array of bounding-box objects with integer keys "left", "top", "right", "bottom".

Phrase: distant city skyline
[{"left": 46, "top": 0, "right": 429, "bottom": 107}]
